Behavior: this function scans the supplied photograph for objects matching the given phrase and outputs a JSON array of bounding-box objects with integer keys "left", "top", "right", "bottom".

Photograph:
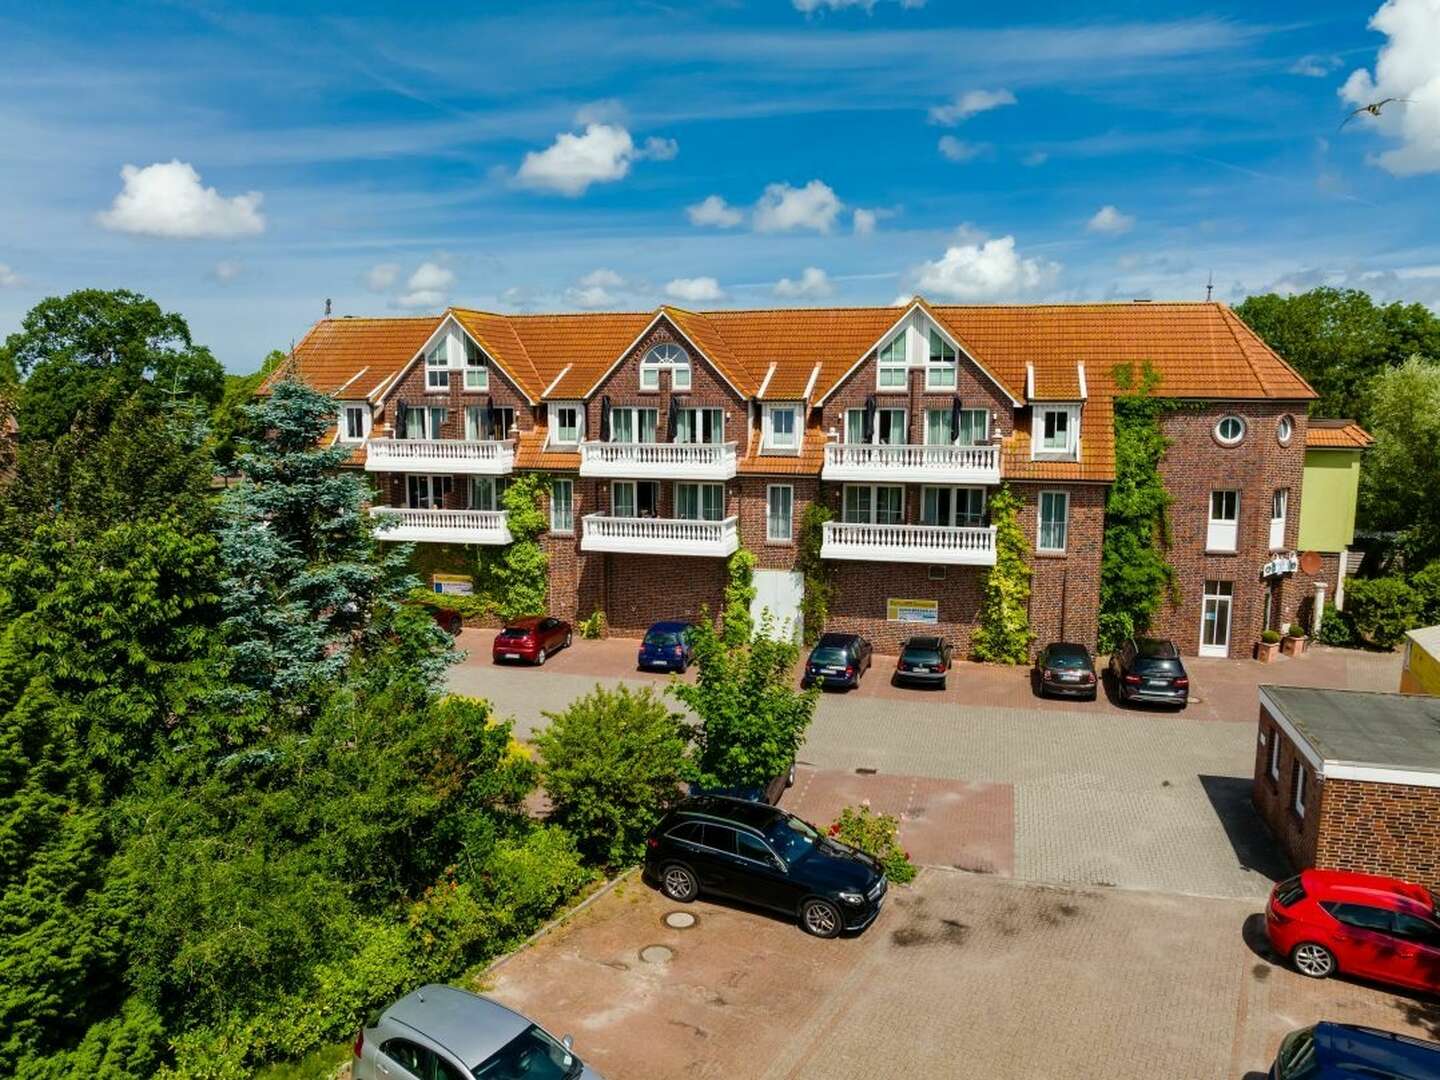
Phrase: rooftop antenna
[
  {"left": 1205, "top": 272, "right": 1214, "bottom": 302},
  {"left": 324, "top": 298, "right": 333, "bottom": 318}
]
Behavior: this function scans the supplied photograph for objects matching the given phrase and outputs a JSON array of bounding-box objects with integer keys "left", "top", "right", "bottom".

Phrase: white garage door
[{"left": 751, "top": 569, "right": 804, "bottom": 642}]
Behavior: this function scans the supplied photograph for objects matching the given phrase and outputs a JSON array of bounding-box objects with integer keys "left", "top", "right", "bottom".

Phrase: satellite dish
[{"left": 1299, "top": 551, "right": 1322, "bottom": 575}]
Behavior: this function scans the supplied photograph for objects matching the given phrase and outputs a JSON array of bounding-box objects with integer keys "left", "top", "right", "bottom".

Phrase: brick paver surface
[{"left": 480, "top": 871, "right": 1438, "bottom": 1080}]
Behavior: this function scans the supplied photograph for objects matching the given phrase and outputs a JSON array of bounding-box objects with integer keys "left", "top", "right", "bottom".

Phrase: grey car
[{"left": 352, "top": 984, "right": 604, "bottom": 1080}]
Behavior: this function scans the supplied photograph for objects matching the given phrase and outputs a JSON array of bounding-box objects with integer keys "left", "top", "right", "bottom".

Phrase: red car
[
  {"left": 1265, "top": 868, "right": 1440, "bottom": 994},
  {"left": 491, "top": 616, "right": 572, "bottom": 665}
]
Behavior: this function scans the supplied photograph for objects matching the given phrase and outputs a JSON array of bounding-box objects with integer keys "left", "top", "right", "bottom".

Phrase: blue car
[
  {"left": 1270, "top": 1023, "right": 1440, "bottom": 1079},
  {"left": 638, "top": 621, "right": 693, "bottom": 672}
]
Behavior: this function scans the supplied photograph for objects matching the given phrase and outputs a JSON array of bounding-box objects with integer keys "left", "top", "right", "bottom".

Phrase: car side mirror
[{"left": 561, "top": 1035, "right": 574, "bottom": 1051}]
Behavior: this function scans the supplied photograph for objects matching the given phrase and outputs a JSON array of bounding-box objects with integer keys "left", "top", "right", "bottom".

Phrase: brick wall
[
  {"left": 378, "top": 339, "right": 534, "bottom": 438},
  {"left": 1252, "top": 708, "right": 1322, "bottom": 873},
  {"left": 1015, "top": 482, "right": 1105, "bottom": 650},
  {"left": 827, "top": 561, "right": 986, "bottom": 653},
  {"left": 1152, "top": 402, "right": 1310, "bottom": 655},
  {"left": 595, "top": 553, "right": 727, "bottom": 636},
  {"left": 736, "top": 475, "right": 814, "bottom": 570},
  {"left": 1316, "top": 777, "right": 1440, "bottom": 893}
]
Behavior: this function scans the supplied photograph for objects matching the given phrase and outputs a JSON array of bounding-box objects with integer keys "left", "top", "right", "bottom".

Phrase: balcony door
[
  {"left": 921, "top": 486, "right": 985, "bottom": 527},
  {"left": 613, "top": 480, "right": 659, "bottom": 518},
  {"left": 403, "top": 406, "right": 448, "bottom": 440},
  {"left": 842, "top": 484, "right": 904, "bottom": 525},
  {"left": 675, "top": 482, "right": 724, "bottom": 521},
  {"left": 674, "top": 408, "right": 724, "bottom": 445},
  {"left": 406, "top": 474, "right": 452, "bottom": 509},
  {"left": 464, "top": 405, "right": 515, "bottom": 441},
  {"left": 611, "top": 407, "right": 658, "bottom": 444},
  {"left": 1200, "top": 579, "right": 1233, "bottom": 657},
  {"left": 467, "top": 476, "right": 509, "bottom": 512}
]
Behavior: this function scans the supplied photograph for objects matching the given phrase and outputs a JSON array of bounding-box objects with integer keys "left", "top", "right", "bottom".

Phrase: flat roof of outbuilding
[{"left": 1260, "top": 685, "right": 1440, "bottom": 784}]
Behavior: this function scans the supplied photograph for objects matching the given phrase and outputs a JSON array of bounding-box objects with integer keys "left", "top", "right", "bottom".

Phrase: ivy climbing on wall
[{"left": 971, "top": 484, "right": 1032, "bottom": 664}]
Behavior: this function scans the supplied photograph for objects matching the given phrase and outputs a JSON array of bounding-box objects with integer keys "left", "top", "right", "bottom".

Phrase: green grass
[{"left": 253, "top": 1040, "right": 352, "bottom": 1080}]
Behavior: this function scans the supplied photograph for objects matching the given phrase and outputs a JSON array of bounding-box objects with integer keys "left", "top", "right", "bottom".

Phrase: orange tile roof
[
  {"left": 737, "top": 422, "right": 828, "bottom": 476},
  {"left": 1306, "top": 420, "right": 1373, "bottom": 449},
  {"left": 506, "top": 311, "right": 655, "bottom": 399},
  {"left": 265, "top": 316, "right": 441, "bottom": 398}
]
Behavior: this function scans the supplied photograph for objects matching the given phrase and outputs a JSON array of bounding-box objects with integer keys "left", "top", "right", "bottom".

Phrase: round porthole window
[
  {"left": 1215, "top": 415, "right": 1246, "bottom": 446},
  {"left": 1277, "top": 415, "right": 1294, "bottom": 445}
]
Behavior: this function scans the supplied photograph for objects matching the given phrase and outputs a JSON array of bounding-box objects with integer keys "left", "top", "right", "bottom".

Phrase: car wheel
[
  {"left": 661, "top": 863, "right": 699, "bottom": 902},
  {"left": 564, "top": 632, "right": 572, "bottom": 649},
  {"left": 536, "top": 648, "right": 547, "bottom": 666},
  {"left": 800, "top": 898, "right": 842, "bottom": 939},
  {"left": 1291, "top": 942, "right": 1336, "bottom": 979}
]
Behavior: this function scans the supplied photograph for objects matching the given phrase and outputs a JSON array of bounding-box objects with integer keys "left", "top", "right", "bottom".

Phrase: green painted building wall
[{"left": 1297, "top": 448, "right": 1363, "bottom": 552}]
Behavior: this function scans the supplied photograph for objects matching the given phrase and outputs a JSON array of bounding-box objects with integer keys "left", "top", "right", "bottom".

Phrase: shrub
[
  {"left": 828, "top": 805, "right": 917, "bottom": 884},
  {"left": 576, "top": 610, "right": 607, "bottom": 640},
  {"left": 1412, "top": 560, "right": 1440, "bottom": 625},
  {"left": 1260, "top": 629, "right": 1281, "bottom": 645},
  {"left": 1314, "top": 601, "right": 1357, "bottom": 647},
  {"left": 534, "top": 685, "right": 693, "bottom": 868},
  {"left": 1345, "top": 575, "right": 1422, "bottom": 648},
  {"left": 1283, "top": 622, "right": 1306, "bottom": 638}
]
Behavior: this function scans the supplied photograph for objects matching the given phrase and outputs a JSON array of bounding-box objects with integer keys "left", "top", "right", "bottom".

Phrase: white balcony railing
[
  {"left": 822, "top": 443, "right": 1000, "bottom": 485},
  {"left": 820, "top": 521, "right": 997, "bottom": 566},
  {"left": 580, "top": 514, "right": 740, "bottom": 557},
  {"left": 370, "top": 507, "right": 512, "bottom": 545},
  {"left": 365, "top": 439, "right": 515, "bottom": 475},
  {"left": 579, "top": 441, "right": 738, "bottom": 480}
]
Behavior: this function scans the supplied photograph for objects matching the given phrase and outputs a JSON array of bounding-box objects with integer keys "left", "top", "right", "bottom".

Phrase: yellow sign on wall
[
  {"left": 886, "top": 598, "right": 939, "bottom": 624},
  {"left": 432, "top": 573, "right": 474, "bottom": 596}
]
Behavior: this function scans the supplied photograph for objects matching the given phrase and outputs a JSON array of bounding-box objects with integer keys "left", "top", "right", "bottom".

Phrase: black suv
[
  {"left": 801, "top": 632, "right": 873, "bottom": 690},
  {"left": 1108, "top": 637, "right": 1190, "bottom": 707},
  {"left": 644, "top": 795, "right": 887, "bottom": 938},
  {"left": 894, "top": 635, "right": 953, "bottom": 688}
]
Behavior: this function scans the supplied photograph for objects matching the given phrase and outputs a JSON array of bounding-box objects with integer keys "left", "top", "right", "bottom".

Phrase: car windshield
[
  {"left": 645, "top": 630, "right": 681, "bottom": 647},
  {"left": 473, "top": 1024, "right": 581, "bottom": 1080},
  {"left": 763, "top": 813, "right": 821, "bottom": 864},
  {"left": 498, "top": 627, "right": 532, "bottom": 639},
  {"left": 1046, "top": 651, "right": 1089, "bottom": 669},
  {"left": 1274, "top": 1026, "right": 1319, "bottom": 1080},
  {"left": 809, "top": 647, "right": 848, "bottom": 664},
  {"left": 902, "top": 646, "right": 942, "bottom": 663},
  {"left": 1133, "top": 657, "right": 1182, "bottom": 674}
]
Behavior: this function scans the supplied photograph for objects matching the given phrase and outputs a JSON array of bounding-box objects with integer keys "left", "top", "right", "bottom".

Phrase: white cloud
[
  {"left": 687, "top": 194, "right": 744, "bottom": 228},
  {"left": 566, "top": 268, "right": 646, "bottom": 309},
  {"left": 515, "top": 122, "right": 676, "bottom": 196},
  {"left": 664, "top": 276, "right": 725, "bottom": 303},
  {"left": 1087, "top": 205, "right": 1136, "bottom": 235},
  {"left": 911, "top": 235, "right": 1060, "bottom": 301},
  {"left": 853, "top": 208, "right": 878, "bottom": 235},
  {"left": 1340, "top": 0, "right": 1440, "bottom": 176},
  {"left": 574, "top": 99, "right": 628, "bottom": 126},
  {"left": 395, "top": 261, "right": 455, "bottom": 309},
  {"left": 0, "top": 264, "right": 21, "bottom": 288},
  {"left": 97, "top": 160, "right": 265, "bottom": 239},
  {"left": 793, "top": 0, "right": 925, "bottom": 10},
  {"left": 938, "top": 135, "right": 989, "bottom": 162},
  {"left": 1289, "top": 53, "right": 1343, "bottom": 77},
  {"left": 1023, "top": 151, "right": 1049, "bottom": 167},
  {"left": 212, "top": 259, "right": 243, "bottom": 283},
  {"left": 753, "top": 179, "right": 843, "bottom": 233},
  {"left": 928, "top": 89, "right": 1016, "bottom": 125},
  {"left": 774, "top": 266, "right": 835, "bottom": 299},
  {"left": 365, "top": 262, "right": 401, "bottom": 293}
]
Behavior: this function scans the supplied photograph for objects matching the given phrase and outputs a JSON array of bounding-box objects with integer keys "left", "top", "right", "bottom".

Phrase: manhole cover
[
  {"left": 664, "top": 911, "right": 697, "bottom": 929},
  {"left": 639, "top": 944, "right": 674, "bottom": 964}
]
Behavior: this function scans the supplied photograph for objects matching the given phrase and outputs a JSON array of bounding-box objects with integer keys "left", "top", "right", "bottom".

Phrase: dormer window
[
  {"left": 549, "top": 403, "right": 582, "bottom": 446},
  {"left": 340, "top": 403, "right": 369, "bottom": 442},
  {"left": 877, "top": 334, "right": 907, "bottom": 390},
  {"left": 926, "top": 329, "right": 957, "bottom": 390},
  {"left": 463, "top": 336, "right": 488, "bottom": 391},
  {"left": 641, "top": 343, "right": 690, "bottom": 391},
  {"left": 426, "top": 341, "right": 450, "bottom": 390},
  {"left": 764, "top": 404, "right": 799, "bottom": 452},
  {"left": 1033, "top": 405, "right": 1080, "bottom": 459}
]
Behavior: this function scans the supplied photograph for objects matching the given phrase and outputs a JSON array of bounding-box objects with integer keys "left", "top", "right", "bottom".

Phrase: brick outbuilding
[{"left": 1253, "top": 686, "right": 1440, "bottom": 892}]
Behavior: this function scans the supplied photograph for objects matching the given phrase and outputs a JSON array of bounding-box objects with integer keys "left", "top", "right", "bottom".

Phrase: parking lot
[{"left": 480, "top": 869, "right": 1438, "bottom": 1080}]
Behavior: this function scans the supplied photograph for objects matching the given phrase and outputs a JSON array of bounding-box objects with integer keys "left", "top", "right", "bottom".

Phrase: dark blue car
[
  {"left": 638, "top": 620, "right": 693, "bottom": 672},
  {"left": 1270, "top": 1022, "right": 1440, "bottom": 1079}
]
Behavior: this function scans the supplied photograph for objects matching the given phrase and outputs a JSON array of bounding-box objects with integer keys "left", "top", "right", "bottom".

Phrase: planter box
[
  {"left": 1255, "top": 640, "right": 1281, "bottom": 663},
  {"left": 1281, "top": 635, "right": 1308, "bottom": 657}
]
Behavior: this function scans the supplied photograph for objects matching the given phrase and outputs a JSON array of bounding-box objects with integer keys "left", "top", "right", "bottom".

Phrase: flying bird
[{"left": 1340, "top": 98, "right": 1412, "bottom": 129}]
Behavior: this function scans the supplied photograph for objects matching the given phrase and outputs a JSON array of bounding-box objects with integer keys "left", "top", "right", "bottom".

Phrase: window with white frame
[
  {"left": 463, "top": 337, "right": 488, "bottom": 390},
  {"left": 403, "top": 405, "right": 447, "bottom": 440},
  {"left": 425, "top": 341, "right": 450, "bottom": 390},
  {"left": 844, "top": 409, "right": 866, "bottom": 444},
  {"left": 764, "top": 405, "right": 798, "bottom": 451},
  {"left": 924, "top": 407, "right": 989, "bottom": 445},
  {"left": 767, "top": 485, "right": 794, "bottom": 542},
  {"left": 1269, "top": 488, "right": 1288, "bottom": 550},
  {"left": 674, "top": 407, "right": 724, "bottom": 444},
  {"left": 1208, "top": 490, "right": 1239, "bottom": 552},
  {"left": 406, "top": 474, "right": 451, "bottom": 509},
  {"left": 1038, "top": 491, "right": 1069, "bottom": 552},
  {"left": 550, "top": 479, "right": 573, "bottom": 533},
  {"left": 550, "top": 404, "right": 581, "bottom": 445},
  {"left": 641, "top": 342, "right": 689, "bottom": 391},
  {"left": 1276, "top": 415, "right": 1294, "bottom": 445},
  {"left": 1034, "top": 405, "right": 1079, "bottom": 458},
  {"left": 877, "top": 334, "right": 907, "bottom": 390},
  {"left": 926, "top": 329, "right": 957, "bottom": 390},
  {"left": 876, "top": 408, "right": 907, "bottom": 445},
  {"left": 464, "top": 405, "right": 514, "bottom": 441},
  {"left": 842, "top": 484, "right": 904, "bottom": 525},
  {"left": 675, "top": 482, "right": 724, "bottom": 521},
  {"left": 957, "top": 408, "right": 988, "bottom": 445},
  {"left": 1292, "top": 760, "right": 1306, "bottom": 817},
  {"left": 1215, "top": 415, "right": 1246, "bottom": 446},
  {"left": 921, "top": 486, "right": 985, "bottom": 527},
  {"left": 467, "top": 476, "right": 509, "bottom": 511},
  {"left": 340, "top": 404, "right": 368, "bottom": 442},
  {"left": 1268, "top": 727, "right": 1281, "bottom": 781},
  {"left": 611, "top": 480, "right": 659, "bottom": 519},
  {"left": 610, "top": 407, "right": 658, "bottom": 443}
]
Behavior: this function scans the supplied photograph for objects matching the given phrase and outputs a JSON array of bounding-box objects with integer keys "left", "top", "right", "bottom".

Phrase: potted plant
[
  {"left": 1256, "top": 629, "right": 1281, "bottom": 663},
  {"left": 1281, "top": 622, "right": 1308, "bottom": 657}
]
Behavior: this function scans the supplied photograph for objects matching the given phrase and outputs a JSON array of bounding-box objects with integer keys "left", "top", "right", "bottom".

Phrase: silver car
[{"left": 352, "top": 984, "right": 604, "bottom": 1080}]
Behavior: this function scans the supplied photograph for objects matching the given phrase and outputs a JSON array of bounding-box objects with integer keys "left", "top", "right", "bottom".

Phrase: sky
[{"left": 1, "top": 0, "right": 1438, "bottom": 372}]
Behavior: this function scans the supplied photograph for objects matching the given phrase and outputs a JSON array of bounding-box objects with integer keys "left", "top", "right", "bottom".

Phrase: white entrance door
[
  {"left": 751, "top": 569, "right": 804, "bottom": 643},
  {"left": 1200, "top": 579, "right": 1233, "bottom": 657}
]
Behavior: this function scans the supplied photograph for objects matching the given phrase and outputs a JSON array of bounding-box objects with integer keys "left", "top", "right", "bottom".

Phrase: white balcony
[
  {"left": 822, "top": 443, "right": 1001, "bottom": 485},
  {"left": 370, "top": 507, "right": 512, "bottom": 545},
  {"left": 581, "top": 514, "right": 740, "bottom": 557},
  {"left": 820, "top": 521, "right": 997, "bottom": 566},
  {"left": 579, "top": 441, "right": 738, "bottom": 481},
  {"left": 365, "top": 439, "right": 515, "bottom": 475}
]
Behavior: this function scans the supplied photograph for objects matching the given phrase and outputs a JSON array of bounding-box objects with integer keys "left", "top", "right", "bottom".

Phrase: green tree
[
  {"left": 6, "top": 289, "right": 225, "bottom": 442},
  {"left": 534, "top": 685, "right": 693, "bottom": 867},
  {"left": 1344, "top": 576, "right": 1423, "bottom": 649},
  {"left": 971, "top": 485, "right": 1032, "bottom": 663},
  {"left": 673, "top": 616, "right": 818, "bottom": 789},
  {"left": 1235, "top": 287, "right": 1440, "bottom": 425},
  {"left": 722, "top": 547, "right": 757, "bottom": 646},
  {"left": 796, "top": 502, "right": 835, "bottom": 645},
  {"left": 210, "top": 349, "right": 286, "bottom": 470},
  {"left": 471, "top": 474, "right": 551, "bottom": 621},
  {"left": 1359, "top": 356, "right": 1440, "bottom": 564}
]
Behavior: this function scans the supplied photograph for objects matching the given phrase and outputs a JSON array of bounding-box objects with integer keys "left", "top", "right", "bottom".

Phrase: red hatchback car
[
  {"left": 1265, "top": 868, "right": 1440, "bottom": 994},
  {"left": 491, "top": 616, "right": 572, "bottom": 666}
]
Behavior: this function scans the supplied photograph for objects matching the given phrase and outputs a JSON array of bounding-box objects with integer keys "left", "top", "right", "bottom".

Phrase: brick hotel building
[{"left": 270, "top": 299, "right": 1357, "bottom": 656}]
